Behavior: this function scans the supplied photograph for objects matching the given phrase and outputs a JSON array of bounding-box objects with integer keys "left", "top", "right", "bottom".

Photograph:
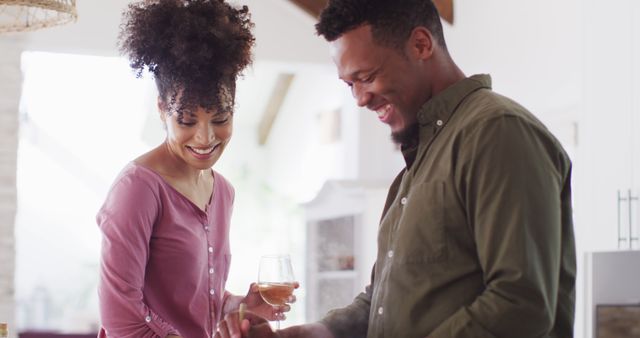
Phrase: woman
[{"left": 97, "top": 1, "right": 286, "bottom": 337}]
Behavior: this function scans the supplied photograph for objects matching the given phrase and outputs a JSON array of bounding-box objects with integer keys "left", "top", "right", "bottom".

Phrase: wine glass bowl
[
  {"left": 257, "top": 282, "right": 295, "bottom": 306},
  {"left": 258, "top": 254, "right": 295, "bottom": 329}
]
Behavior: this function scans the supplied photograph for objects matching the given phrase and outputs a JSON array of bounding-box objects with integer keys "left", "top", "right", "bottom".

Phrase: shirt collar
[
  {"left": 416, "top": 74, "right": 492, "bottom": 126},
  {"left": 400, "top": 74, "right": 492, "bottom": 168}
]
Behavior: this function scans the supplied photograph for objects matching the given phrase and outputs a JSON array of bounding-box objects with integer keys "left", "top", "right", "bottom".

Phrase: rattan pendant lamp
[{"left": 0, "top": 0, "right": 77, "bottom": 33}]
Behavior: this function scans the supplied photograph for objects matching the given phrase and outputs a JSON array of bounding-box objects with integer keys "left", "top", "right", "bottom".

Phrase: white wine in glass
[{"left": 258, "top": 254, "right": 295, "bottom": 329}]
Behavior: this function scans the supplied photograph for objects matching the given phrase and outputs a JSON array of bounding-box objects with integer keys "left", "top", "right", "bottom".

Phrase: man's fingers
[
  {"left": 241, "top": 319, "right": 251, "bottom": 336},
  {"left": 249, "top": 323, "right": 276, "bottom": 337},
  {"left": 216, "top": 319, "right": 229, "bottom": 338},
  {"left": 218, "top": 312, "right": 245, "bottom": 338}
]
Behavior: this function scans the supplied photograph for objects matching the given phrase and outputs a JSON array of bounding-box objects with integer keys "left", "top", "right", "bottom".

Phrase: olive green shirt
[{"left": 321, "top": 74, "right": 576, "bottom": 338}]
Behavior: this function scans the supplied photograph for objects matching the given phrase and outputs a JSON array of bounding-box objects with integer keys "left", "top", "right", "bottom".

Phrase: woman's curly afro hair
[{"left": 119, "top": 0, "right": 255, "bottom": 118}]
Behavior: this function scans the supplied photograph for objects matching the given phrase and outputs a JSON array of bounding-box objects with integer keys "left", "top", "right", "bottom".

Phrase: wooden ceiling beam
[
  {"left": 288, "top": 0, "right": 327, "bottom": 18},
  {"left": 257, "top": 73, "right": 295, "bottom": 145},
  {"left": 433, "top": 0, "right": 454, "bottom": 25}
]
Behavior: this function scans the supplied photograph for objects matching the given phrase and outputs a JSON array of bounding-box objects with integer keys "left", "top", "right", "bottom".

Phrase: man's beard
[{"left": 391, "top": 122, "right": 419, "bottom": 147}]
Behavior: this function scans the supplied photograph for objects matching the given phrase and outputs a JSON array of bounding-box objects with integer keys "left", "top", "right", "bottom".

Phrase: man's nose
[{"left": 351, "top": 83, "right": 371, "bottom": 107}]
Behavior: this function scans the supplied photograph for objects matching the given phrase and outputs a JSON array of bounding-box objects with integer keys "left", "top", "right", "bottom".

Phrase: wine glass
[{"left": 258, "top": 254, "right": 295, "bottom": 330}]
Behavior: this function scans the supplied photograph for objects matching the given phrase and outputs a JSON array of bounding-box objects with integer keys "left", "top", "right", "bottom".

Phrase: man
[{"left": 216, "top": 0, "right": 576, "bottom": 337}]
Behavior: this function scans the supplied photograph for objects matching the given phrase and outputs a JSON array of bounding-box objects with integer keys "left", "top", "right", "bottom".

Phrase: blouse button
[
  {"left": 210, "top": 288, "right": 215, "bottom": 295},
  {"left": 145, "top": 315, "right": 152, "bottom": 323},
  {"left": 209, "top": 267, "right": 214, "bottom": 274},
  {"left": 208, "top": 246, "right": 213, "bottom": 253}
]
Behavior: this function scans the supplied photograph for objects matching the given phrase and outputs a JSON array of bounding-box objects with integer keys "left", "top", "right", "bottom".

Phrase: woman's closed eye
[
  {"left": 178, "top": 120, "right": 196, "bottom": 126},
  {"left": 211, "top": 118, "right": 229, "bottom": 125}
]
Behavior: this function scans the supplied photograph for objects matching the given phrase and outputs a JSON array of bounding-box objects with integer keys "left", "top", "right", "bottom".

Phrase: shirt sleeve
[
  {"left": 97, "top": 174, "right": 179, "bottom": 338},
  {"left": 320, "top": 266, "right": 374, "bottom": 338},
  {"left": 429, "top": 115, "right": 571, "bottom": 338}
]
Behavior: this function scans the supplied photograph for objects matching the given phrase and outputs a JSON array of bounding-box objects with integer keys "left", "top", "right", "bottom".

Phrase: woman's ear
[{"left": 157, "top": 96, "right": 167, "bottom": 123}]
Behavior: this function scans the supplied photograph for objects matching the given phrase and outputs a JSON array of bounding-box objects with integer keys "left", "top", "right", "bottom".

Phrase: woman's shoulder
[
  {"left": 212, "top": 170, "right": 235, "bottom": 201},
  {"left": 109, "top": 162, "right": 164, "bottom": 194},
  {"left": 99, "top": 162, "right": 164, "bottom": 221}
]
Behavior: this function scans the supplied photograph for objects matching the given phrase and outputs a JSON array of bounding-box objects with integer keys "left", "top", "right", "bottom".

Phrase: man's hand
[{"left": 215, "top": 310, "right": 276, "bottom": 338}]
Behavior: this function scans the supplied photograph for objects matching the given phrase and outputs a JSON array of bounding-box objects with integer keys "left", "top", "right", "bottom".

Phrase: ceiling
[{"left": 20, "top": 0, "right": 332, "bottom": 64}]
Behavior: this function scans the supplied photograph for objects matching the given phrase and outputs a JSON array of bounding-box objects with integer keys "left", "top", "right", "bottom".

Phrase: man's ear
[{"left": 408, "top": 26, "right": 435, "bottom": 60}]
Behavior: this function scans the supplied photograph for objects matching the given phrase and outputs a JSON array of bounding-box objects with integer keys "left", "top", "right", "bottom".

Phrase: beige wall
[{"left": 0, "top": 35, "right": 21, "bottom": 337}]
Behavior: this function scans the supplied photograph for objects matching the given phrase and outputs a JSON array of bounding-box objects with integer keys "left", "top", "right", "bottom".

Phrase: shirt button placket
[
  {"left": 208, "top": 244, "right": 215, "bottom": 298},
  {"left": 202, "top": 218, "right": 217, "bottom": 333}
]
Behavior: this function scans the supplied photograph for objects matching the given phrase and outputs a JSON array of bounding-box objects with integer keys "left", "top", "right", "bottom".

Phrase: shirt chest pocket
[{"left": 394, "top": 181, "right": 447, "bottom": 264}]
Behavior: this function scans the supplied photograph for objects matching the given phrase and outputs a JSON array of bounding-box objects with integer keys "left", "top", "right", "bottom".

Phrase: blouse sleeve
[{"left": 97, "top": 174, "right": 179, "bottom": 338}]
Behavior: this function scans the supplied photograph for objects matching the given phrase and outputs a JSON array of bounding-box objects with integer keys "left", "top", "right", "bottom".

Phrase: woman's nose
[{"left": 195, "top": 123, "right": 215, "bottom": 143}]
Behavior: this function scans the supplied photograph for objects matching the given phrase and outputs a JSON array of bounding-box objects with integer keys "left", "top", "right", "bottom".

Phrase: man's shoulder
[
  {"left": 455, "top": 88, "right": 571, "bottom": 163},
  {"left": 455, "top": 88, "right": 550, "bottom": 133},
  {"left": 464, "top": 88, "right": 531, "bottom": 118}
]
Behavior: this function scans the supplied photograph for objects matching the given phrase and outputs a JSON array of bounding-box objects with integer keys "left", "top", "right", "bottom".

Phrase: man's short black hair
[{"left": 315, "top": 0, "right": 446, "bottom": 51}]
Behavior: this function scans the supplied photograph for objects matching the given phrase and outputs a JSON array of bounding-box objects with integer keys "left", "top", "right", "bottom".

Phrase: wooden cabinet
[
  {"left": 306, "top": 215, "right": 359, "bottom": 322},
  {"left": 584, "top": 251, "right": 640, "bottom": 338},
  {"left": 303, "top": 180, "right": 388, "bottom": 322}
]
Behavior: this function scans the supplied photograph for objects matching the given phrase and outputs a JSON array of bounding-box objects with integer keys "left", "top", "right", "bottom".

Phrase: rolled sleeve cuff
[
  {"left": 146, "top": 311, "right": 179, "bottom": 337},
  {"left": 320, "top": 293, "right": 370, "bottom": 338}
]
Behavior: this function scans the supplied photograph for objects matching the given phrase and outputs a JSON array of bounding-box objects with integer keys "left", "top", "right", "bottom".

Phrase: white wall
[
  {"left": 446, "top": 0, "right": 583, "bottom": 125},
  {"left": 0, "top": 35, "right": 22, "bottom": 338}
]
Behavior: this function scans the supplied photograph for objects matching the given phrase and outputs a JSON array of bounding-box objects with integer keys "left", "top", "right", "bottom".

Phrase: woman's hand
[{"left": 242, "top": 282, "right": 298, "bottom": 321}]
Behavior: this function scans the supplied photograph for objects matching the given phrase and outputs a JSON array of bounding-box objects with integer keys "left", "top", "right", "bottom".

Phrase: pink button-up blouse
[{"left": 97, "top": 163, "right": 234, "bottom": 338}]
